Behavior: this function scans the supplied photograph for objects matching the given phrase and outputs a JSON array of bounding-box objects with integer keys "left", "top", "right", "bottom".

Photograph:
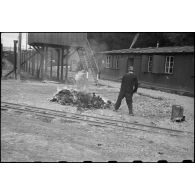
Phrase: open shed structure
[{"left": 19, "top": 33, "right": 99, "bottom": 83}]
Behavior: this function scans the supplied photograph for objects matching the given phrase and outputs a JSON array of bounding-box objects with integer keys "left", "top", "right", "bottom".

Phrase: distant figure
[{"left": 114, "top": 66, "right": 138, "bottom": 115}]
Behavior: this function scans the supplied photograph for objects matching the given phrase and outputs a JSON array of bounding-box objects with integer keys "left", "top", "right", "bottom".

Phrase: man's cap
[{"left": 129, "top": 66, "right": 134, "bottom": 72}]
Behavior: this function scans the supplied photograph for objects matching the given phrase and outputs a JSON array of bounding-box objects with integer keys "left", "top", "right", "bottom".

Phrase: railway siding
[{"left": 1, "top": 101, "right": 193, "bottom": 137}]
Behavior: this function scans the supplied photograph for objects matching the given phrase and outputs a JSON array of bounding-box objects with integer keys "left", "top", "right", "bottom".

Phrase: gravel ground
[
  {"left": 98, "top": 79, "right": 194, "bottom": 132},
  {"left": 1, "top": 110, "right": 193, "bottom": 162},
  {"left": 1, "top": 79, "right": 194, "bottom": 132},
  {"left": 1, "top": 79, "right": 194, "bottom": 162}
]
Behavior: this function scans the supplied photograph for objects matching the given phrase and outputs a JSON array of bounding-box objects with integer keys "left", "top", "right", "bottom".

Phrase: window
[
  {"left": 147, "top": 56, "right": 153, "bottom": 72},
  {"left": 165, "top": 56, "right": 174, "bottom": 74},
  {"left": 106, "top": 56, "right": 111, "bottom": 68}
]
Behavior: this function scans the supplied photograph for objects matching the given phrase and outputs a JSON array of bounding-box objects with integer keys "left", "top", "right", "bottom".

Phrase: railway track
[{"left": 1, "top": 101, "right": 193, "bottom": 136}]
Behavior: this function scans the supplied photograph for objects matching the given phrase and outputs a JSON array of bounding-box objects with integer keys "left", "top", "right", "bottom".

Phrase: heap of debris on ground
[{"left": 50, "top": 89, "right": 114, "bottom": 110}]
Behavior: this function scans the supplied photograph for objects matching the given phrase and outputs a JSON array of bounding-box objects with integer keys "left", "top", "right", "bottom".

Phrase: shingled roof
[{"left": 97, "top": 46, "right": 194, "bottom": 54}]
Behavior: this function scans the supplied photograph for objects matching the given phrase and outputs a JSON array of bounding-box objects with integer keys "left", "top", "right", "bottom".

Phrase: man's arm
[
  {"left": 120, "top": 75, "right": 125, "bottom": 90},
  {"left": 133, "top": 77, "right": 138, "bottom": 93}
]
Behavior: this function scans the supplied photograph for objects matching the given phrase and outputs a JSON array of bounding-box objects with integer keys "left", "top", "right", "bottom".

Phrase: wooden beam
[
  {"left": 32, "top": 51, "right": 35, "bottom": 75},
  {"left": 44, "top": 47, "right": 48, "bottom": 79},
  {"left": 50, "top": 49, "right": 52, "bottom": 79},
  {"left": 61, "top": 48, "right": 64, "bottom": 81},
  {"left": 65, "top": 49, "right": 69, "bottom": 83},
  {"left": 14, "top": 40, "right": 17, "bottom": 79},
  {"left": 29, "top": 50, "right": 31, "bottom": 74},
  {"left": 35, "top": 53, "right": 37, "bottom": 78},
  {"left": 17, "top": 33, "right": 22, "bottom": 80},
  {"left": 57, "top": 49, "right": 60, "bottom": 80},
  {"left": 37, "top": 53, "right": 42, "bottom": 79},
  {"left": 4, "top": 69, "right": 15, "bottom": 78},
  {"left": 25, "top": 51, "right": 27, "bottom": 71},
  {"left": 1, "top": 43, "right": 2, "bottom": 78},
  {"left": 41, "top": 48, "right": 44, "bottom": 79},
  {"left": 28, "top": 51, "right": 31, "bottom": 73}
]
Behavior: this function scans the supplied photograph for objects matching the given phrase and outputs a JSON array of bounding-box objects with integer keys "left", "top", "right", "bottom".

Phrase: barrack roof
[{"left": 97, "top": 46, "right": 194, "bottom": 54}]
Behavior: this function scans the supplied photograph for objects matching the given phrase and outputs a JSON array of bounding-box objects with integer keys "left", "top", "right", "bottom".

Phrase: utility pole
[{"left": 17, "top": 33, "right": 22, "bottom": 80}]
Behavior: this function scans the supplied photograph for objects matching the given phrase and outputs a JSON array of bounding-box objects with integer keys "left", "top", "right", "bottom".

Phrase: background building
[{"left": 96, "top": 46, "right": 194, "bottom": 94}]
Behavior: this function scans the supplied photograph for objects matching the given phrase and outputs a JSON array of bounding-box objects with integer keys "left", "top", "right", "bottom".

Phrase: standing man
[{"left": 114, "top": 66, "right": 138, "bottom": 116}]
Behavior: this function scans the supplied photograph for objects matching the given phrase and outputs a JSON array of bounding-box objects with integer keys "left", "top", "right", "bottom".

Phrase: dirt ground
[{"left": 1, "top": 79, "right": 194, "bottom": 162}]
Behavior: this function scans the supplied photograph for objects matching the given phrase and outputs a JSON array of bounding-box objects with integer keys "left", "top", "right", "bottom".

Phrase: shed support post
[
  {"left": 26, "top": 51, "right": 28, "bottom": 72},
  {"left": 65, "top": 48, "right": 69, "bottom": 83},
  {"left": 28, "top": 51, "right": 31, "bottom": 73},
  {"left": 61, "top": 48, "right": 64, "bottom": 81},
  {"left": 41, "top": 48, "right": 44, "bottom": 79},
  {"left": 30, "top": 50, "right": 32, "bottom": 74},
  {"left": 36, "top": 53, "right": 39, "bottom": 78},
  {"left": 17, "top": 33, "right": 22, "bottom": 80},
  {"left": 24, "top": 50, "right": 27, "bottom": 72},
  {"left": 24, "top": 52, "right": 25, "bottom": 71},
  {"left": 35, "top": 53, "right": 38, "bottom": 78},
  {"left": 34, "top": 53, "right": 36, "bottom": 76},
  {"left": 50, "top": 49, "right": 52, "bottom": 79},
  {"left": 42, "top": 46, "right": 47, "bottom": 80},
  {"left": 29, "top": 50, "right": 31, "bottom": 74},
  {"left": 1, "top": 43, "right": 2, "bottom": 78},
  {"left": 26, "top": 52, "right": 28, "bottom": 72},
  {"left": 22, "top": 52, "right": 24, "bottom": 70},
  {"left": 24, "top": 51, "right": 26, "bottom": 71},
  {"left": 44, "top": 47, "right": 48, "bottom": 79},
  {"left": 57, "top": 49, "right": 60, "bottom": 81},
  {"left": 14, "top": 40, "right": 18, "bottom": 79},
  {"left": 32, "top": 51, "right": 35, "bottom": 75}
]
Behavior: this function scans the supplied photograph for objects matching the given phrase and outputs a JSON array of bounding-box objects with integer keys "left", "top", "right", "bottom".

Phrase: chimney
[{"left": 156, "top": 42, "right": 159, "bottom": 48}]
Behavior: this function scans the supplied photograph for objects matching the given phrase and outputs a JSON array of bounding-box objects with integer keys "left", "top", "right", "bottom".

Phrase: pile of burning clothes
[{"left": 50, "top": 89, "right": 113, "bottom": 109}]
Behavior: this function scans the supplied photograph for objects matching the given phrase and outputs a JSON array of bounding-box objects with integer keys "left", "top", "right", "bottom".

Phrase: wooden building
[{"left": 96, "top": 46, "right": 194, "bottom": 94}]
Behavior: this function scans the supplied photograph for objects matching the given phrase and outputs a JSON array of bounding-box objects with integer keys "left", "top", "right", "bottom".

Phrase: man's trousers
[{"left": 114, "top": 91, "right": 133, "bottom": 114}]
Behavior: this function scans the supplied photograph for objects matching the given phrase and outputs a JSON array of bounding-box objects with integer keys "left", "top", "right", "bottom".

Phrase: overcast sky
[{"left": 1, "top": 33, "right": 28, "bottom": 49}]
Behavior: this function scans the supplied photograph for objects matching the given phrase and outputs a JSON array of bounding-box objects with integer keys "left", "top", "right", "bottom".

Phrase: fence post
[{"left": 17, "top": 33, "right": 22, "bottom": 80}]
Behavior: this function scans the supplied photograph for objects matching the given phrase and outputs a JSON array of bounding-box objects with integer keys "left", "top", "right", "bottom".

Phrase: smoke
[
  {"left": 130, "top": 33, "right": 140, "bottom": 49},
  {"left": 88, "top": 39, "right": 108, "bottom": 52}
]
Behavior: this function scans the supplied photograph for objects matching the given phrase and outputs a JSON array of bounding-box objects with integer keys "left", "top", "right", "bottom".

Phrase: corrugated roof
[{"left": 97, "top": 46, "right": 194, "bottom": 54}]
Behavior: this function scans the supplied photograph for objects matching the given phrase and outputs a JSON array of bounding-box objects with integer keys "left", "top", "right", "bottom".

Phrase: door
[{"left": 127, "top": 58, "right": 134, "bottom": 72}]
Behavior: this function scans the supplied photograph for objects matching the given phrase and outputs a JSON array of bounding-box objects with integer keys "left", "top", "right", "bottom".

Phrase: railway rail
[{"left": 1, "top": 101, "right": 193, "bottom": 137}]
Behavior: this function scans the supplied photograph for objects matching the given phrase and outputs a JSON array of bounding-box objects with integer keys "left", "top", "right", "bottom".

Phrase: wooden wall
[
  {"left": 28, "top": 33, "right": 87, "bottom": 47},
  {"left": 97, "top": 53, "right": 194, "bottom": 92},
  {"left": 139, "top": 53, "right": 194, "bottom": 92}
]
